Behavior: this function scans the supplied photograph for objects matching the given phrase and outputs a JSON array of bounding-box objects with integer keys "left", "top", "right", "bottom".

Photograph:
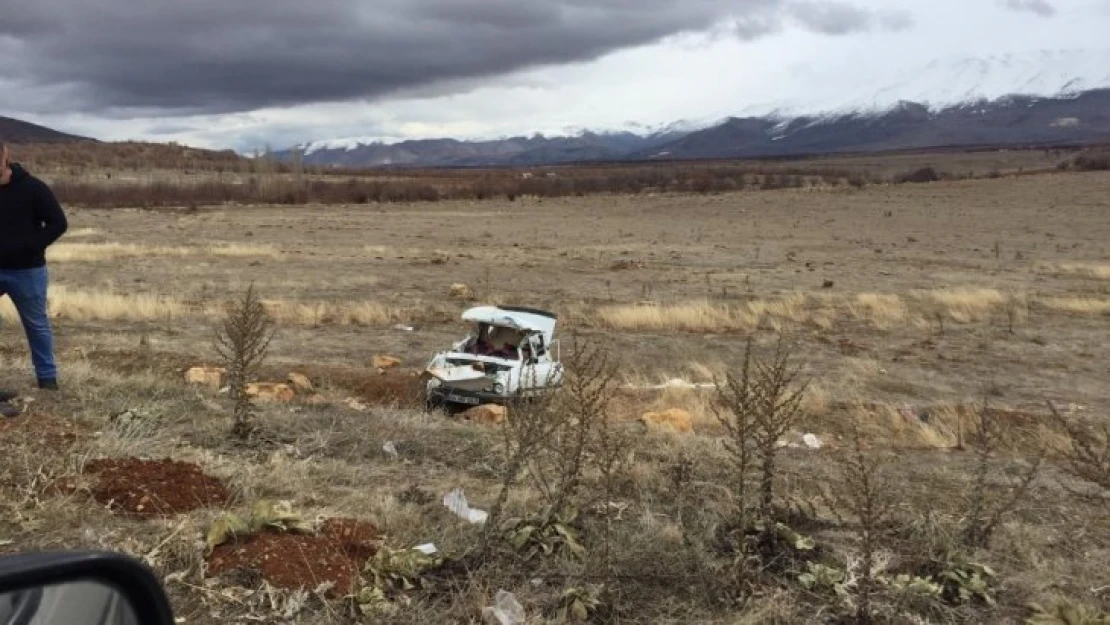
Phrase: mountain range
[
  {"left": 282, "top": 88, "right": 1110, "bottom": 168},
  {"left": 4, "top": 50, "right": 1110, "bottom": 167},
  {"left": 282, "top": 49, "right": 1110, "bottom": 168}
]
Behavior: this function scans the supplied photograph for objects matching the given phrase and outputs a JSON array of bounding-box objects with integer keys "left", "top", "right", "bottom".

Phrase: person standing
[{"left": 0, "top": 141, "right": 67, "bottom": 402}]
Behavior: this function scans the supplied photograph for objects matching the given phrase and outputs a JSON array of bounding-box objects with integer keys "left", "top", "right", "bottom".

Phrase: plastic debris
[
  {"left": 482, "top": 590, "right": 525, "bottom": 625},
  {"left": 898, "top": 405, "right": 918, "bottom": 423},
  {"left": 443, "top": 488, "right": 488, "bottom": 524},
  {"left": 622, "top": 378, "right": 715, "bottom": 391},
  {"left": 802, "top": 433, "right": 823, "bottom": 449},
  {"left": 382, "top": 441, "right": 399, "bottom": 458},
  {"left": 413, "top": 543, "right": 437, "bottom": 555}
]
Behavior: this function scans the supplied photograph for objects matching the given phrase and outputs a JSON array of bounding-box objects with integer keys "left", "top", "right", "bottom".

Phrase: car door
[{"left": 520, "top": 334, "right": 554, "bottom": 393}]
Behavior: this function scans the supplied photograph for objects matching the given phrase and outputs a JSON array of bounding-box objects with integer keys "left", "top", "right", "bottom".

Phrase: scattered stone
[
  {"left": 373, "top": 355, "right": 403, "bottom": 370},
  {"left": 184, "top": 366, "right": 225, "bottom": 390},
  {"left": 344, "top": 397, "right": 369, "bottom": 412},
  {"left": 304, "top": 394, "right": 330, "bottom": 407},
  {"left": 461, "top": 404, "right": 508, "bottom": 425},
  {"left": 245, "top": 382, "right": 296, "bottom": 403},
  {"left": 287, "top": 372, "right": 314, "bottom": 394},
  {"left": 449, "top": 283, "right": 475, "bottom": 300},
  {"left": 639, "top": 408, "right": 694, "bottom": 434}
]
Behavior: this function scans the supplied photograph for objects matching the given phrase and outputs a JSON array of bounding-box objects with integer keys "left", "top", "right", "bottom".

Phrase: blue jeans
[{"left": 0, "top": 267, "right": 57, "bottom": 383}]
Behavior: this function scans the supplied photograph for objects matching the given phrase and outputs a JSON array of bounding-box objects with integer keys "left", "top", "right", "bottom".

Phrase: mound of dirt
[
  {"left": 84, "top": 457, "right": 231, "bottom": 517},
  {"left": 260, "top": 363, "right": 425, "bottom": 409},
  {"left": 206, "top": 518, "right": 381, "bottom": 597},
  {"left": 352, "top": 372, "right": 424, "bottom": 408}
]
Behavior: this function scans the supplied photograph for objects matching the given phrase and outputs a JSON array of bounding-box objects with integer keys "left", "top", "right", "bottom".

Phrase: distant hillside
[
  {"left": 0, "top": 115, "right": 256, "bottom": 174},
  {"left": 281, "top": 130, "right": 688, "bottom": 169},
  {"left": 0, "top": 116, "right": 91, "bottom": 144},
  {"left": 637, "top": 89, "right": 1110, "bottom": 161},
  {"left": 283, "top": 89, "right": 1110, "bottom": 168}
]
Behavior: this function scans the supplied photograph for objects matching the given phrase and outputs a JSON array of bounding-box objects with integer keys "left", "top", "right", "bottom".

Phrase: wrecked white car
[{"left": 423, "top": 306, "right": 564, "bottom": 409}]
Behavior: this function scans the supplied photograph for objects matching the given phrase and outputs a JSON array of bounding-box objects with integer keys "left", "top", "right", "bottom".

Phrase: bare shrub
[
  {"left": 713, "top": 334, "right": 809, "bottom": 523},
  {"left": 712, "top": 338, "right": 759, "bottom": 522},
  {"left": 1046, "top": 401, "right": 1109, "bottom": 502},
  {"left": 709, "top": 334, "right": 811, "bottom": 602},
  {"left": 828, "top": 413, "right": 894, "bottom": 623},
  {"left": 1068, "top": 149, "right": 1110, "bottom": 171},
  {"left": 751, "top": 337, "right": 810, "bottom": 523},
  {"left": 961, "top": 400, "right": 1045, "bottom": 548},
  {"left": 895, "top": 166, "right": 941, "bottom": 184},
  {"left": 524, "top": 336, "right": 623, "bottom": 513},
  {"left": 480, "top": 382, "right": 563, "bottom": 553},
  {"left": 214, "top": 283, "right": 276, "bottom": 441}
]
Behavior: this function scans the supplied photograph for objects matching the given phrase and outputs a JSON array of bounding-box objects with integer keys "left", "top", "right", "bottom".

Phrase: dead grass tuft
[
  {"left": 48, "top": 242, "right": 280, "bottom": 262},
  {"left": 62, "top": 227, "right": 102, "bottom": 238},
  {"left": 595, "top": 300, "right": 747, "bottom": 333},
  {"left": 595, "top": 295, "right": 810, "bottom": 333},
  {"left": 0, "top": 285, "right": 185, "bottom": 323},
  {"left": 255, "top": 299, "right": 448, "bottom": 327},
  {"left": 1039, "top": 297, "right": 1110, "bottom": 316},
  {"left": 1036, "top": 262, "right": 1110, "bottom": 280},
  {"left": 849, "top": 293, "right": 908, "bottom": 329},
  {"left": 924, "top": 287, "right": 1009, "bottom": 323},
  {"left": 596, "top": 288, "right": 1024, "bottom": 333}
]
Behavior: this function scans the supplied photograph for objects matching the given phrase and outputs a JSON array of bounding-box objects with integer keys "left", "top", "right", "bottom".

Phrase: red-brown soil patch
[
  {"left": 0, "top": 413, "right": 84, "bottom": 452},
  {"left": 263, "top": 363, "right": 425, "bottom": 408},
  {"left": 206, "top": 518, "right": 381, "bottom": 597},
  {"left": 355, "top": 372, "right": 425, "bottom": 408},
  {"left": 0, "top": 414, "right": 87, "bottom": 498},
  {"left": 84, "top": 457, "right": 231, "bottom": 517}
]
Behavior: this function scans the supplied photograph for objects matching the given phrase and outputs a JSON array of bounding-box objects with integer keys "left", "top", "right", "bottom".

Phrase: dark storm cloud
[
  {"left": 0, "top": 0, "right": 911, "bottom": 116},
  {"left": 143, "top": 123, "right": 204, "bottom": 136},
  {"left": 1003, "top": 0, "right": 1056, "bottom": 17}
]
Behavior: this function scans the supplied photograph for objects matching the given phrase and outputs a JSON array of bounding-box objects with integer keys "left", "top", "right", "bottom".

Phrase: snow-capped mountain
[
  {"left": 279, "top": 49, "right": 1110, "bottom": 168},
  {"left": 824, "top": 48, "right": 1110, "bottom": 114}
]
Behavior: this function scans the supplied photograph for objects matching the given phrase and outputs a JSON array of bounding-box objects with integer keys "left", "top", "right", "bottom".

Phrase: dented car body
[{"left": 424, "top": 306, "right": 564, "bottom": 408}]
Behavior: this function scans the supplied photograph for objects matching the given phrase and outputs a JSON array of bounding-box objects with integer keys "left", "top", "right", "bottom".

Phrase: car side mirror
[{"left": 0, "top": 551, "right": 174, "bottom": 625}]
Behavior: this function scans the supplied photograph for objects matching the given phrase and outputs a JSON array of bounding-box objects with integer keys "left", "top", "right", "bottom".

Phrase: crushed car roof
[{"left": 461, "top": 305, "right": 557, "bottom": 340}]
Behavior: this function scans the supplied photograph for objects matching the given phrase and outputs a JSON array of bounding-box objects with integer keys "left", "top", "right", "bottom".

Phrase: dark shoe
[
  {"left": 0, "top": 390, "right": 17, "bottom": 402},
  {"left": 0, "top": 402, "right": 20, "bottom": 418},
  {"left": 37, "top": 379, "right": 58, "bottom": 391}
]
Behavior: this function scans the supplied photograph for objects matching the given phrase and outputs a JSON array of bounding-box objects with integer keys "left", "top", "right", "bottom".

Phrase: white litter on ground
[
  {"left": 482, "top": 590, "right": 524, "bottom": 625},
  {"left": 622, "top": 378, "right": 716, "bottom": 391},
  {"left": 443, "top": 488, "right": 488, "bottom": 524}
]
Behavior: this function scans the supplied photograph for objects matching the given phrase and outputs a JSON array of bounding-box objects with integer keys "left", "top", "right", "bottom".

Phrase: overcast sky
[{"left": 3, "top": 0, "right": 1108, "bottom": 151}]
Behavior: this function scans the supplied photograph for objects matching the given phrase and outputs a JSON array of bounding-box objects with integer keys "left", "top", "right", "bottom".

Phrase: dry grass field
[{"left": 1, "top": 151, "right": 1108, "bottom": 624}]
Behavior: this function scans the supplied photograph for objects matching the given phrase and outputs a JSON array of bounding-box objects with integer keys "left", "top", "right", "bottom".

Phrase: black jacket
[{"left": 0, "top": 163, "right": 68, "bottom": 269}]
